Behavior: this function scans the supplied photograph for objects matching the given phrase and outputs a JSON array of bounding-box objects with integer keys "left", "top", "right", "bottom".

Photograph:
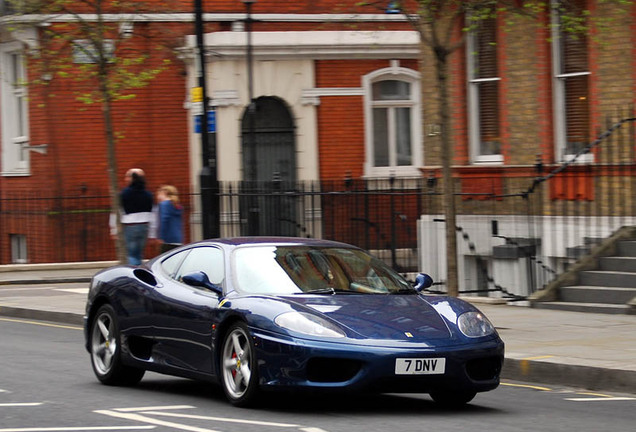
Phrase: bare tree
[
  {"left": 359, "top": 0, "right": 628, "bottom": 296},
  {"left": 2, "top": 0, "right": 175, "bottom": 262}
]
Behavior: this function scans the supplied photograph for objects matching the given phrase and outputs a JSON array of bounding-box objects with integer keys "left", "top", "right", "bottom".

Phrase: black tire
[
  {"left": 89, "top": 304, "right": 145, "bottom": 386},
  {"left": 430, "top": 389, "right": 477, "bottom": 408},
  {"left": 220, "top": 322, "right": 259, "bottom": 407}
]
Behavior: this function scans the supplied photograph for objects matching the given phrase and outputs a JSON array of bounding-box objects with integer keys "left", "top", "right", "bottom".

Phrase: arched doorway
[
  {"left": 240, "top": 96, "right": 297, "bottom": 236},
  {"left": 241, "top": 96, "right": 295, "bottom": 183}
]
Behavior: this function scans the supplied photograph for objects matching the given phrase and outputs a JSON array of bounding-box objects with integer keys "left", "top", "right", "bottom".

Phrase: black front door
[{"left": 241, "top": 96, "right": 297, "bottom": 236}]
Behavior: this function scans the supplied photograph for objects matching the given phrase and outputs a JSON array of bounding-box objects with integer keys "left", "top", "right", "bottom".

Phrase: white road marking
[
  {"left": 0, "top": 427, "right": 154, "bottom": 431},
  {"left": 113, "top": 406, "right": 196, "bottom": 413},
  {"left": 96, "top": 406, "right": 331, "bottom": 431},
  {"left": 0, "top": 287, "right": 64, "bottom": 292},
  {"left": 0, "top": 403, "right": 43, "bottom": 407},
  {"left": 54, "top": 288, "right": 89, "bottom": 294},
  {"left": 94, "top": 410, "right": 221, "bottom": 432},
  {"left": 565, "top": 397, "right": 636, "bottom": 402},
  {"left": 145, "top": 411, "right": 300, "bottom": 427}
]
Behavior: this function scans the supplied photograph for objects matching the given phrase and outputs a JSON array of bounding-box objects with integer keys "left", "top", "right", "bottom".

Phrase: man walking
[{"left": 118, "top": 168, "right": 154, "bottom": 265}]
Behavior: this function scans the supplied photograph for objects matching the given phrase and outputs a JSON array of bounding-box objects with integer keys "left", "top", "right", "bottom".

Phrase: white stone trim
[
  {"left": 301, "top": 87, "right": 364, "bottom": 105},
  {"left": 186, "top": 31, "right": 420, "bottom": 61},
  {"left": 210, "top": 90, "right": 241, "bottom": 107}
]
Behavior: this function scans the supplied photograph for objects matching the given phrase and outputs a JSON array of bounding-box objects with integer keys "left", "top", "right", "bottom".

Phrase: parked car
[{"left": 84, "top": 237, "right": 504, "bottom": 407}]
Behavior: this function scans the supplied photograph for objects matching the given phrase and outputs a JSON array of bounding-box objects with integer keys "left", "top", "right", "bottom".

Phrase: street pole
[
  {"left": 244, "top": 0, "right": 256, "bottom": 183},
  {"left": 243, "top": 0, "right": 259, "bottom": 235},
  {"left": 195, "top": 0, "right": 219, "bottom": 239}
]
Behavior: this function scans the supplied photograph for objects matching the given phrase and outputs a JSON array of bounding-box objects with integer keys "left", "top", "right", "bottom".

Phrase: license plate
[{"left": 395, "top": 358, "right": 446, "bottom": 375}]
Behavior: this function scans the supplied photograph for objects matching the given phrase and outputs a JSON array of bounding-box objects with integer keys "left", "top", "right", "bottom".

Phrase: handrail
[{"left": 525, "top": 117, "right": 636, "bottom": 196}]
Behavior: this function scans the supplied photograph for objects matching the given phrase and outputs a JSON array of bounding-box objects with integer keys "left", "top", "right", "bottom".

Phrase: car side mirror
[
  {"left": 182, "top": 271, "right": 223, "bottom": 295},
  {"left": 414, "top": 273, "right": 434, "bottom": 292}
]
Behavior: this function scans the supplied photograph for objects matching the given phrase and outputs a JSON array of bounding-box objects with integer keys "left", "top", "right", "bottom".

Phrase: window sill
[
  {"left": 472, "top": 156, "right": 503, "bottom": 165},
  {"left": 363, "top": 166, "right": 423, "bottom": 179}
]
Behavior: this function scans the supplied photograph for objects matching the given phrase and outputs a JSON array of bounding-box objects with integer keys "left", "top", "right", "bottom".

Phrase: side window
[
  {"left": 161, "top": 250, "right": 189, "bottom": 278},
  {"left": 175, "top": 246, "right": 225, "bottom": 286}
]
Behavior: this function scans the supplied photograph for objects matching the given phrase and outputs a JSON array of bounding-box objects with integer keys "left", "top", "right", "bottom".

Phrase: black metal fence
[
  {"left": 0, "top": 192, "right": 115, "bottom": 264},
  {"left": 424, "top": 111, "right": 636, "bottom": 299},
  {"left": 1, "top": 113, "right": 635, "bottom": 301},
  {"left": 0, "top": 179, "right": 425, "bottom": 269},
  {"left": 216, "top": 178, "right": 425, "bottom": 273}
]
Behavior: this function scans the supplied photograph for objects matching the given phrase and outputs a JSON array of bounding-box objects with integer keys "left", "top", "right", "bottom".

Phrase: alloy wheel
[
  {"left": 221, "top": 325, "right": 253, "bottom": 400},
  {"left": 91, "top": 310, "right": 117, "bottom": 376}
]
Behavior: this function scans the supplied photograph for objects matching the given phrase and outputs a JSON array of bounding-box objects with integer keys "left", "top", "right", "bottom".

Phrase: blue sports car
[{"left": 84, "top": 237, "right": 504, "bottom": 407}]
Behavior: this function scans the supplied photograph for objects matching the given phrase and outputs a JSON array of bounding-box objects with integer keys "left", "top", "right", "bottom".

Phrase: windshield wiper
[
  {"left": 390, "top": 288, "right": 418, "bottom": 295},
  {"left": 296, "top": 287, "right": 364, "bottom": 295},
  {"left": 297, "top": 287, "right": 336, "bottom": 295}
]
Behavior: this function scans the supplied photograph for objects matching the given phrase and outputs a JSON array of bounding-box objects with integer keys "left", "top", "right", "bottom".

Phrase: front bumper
[{"left": 252, "top": 330, "right": 504, "bottom": 394}]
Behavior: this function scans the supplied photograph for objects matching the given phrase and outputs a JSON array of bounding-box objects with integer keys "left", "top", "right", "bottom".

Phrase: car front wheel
[
  {"left": 220, "top": 322, "right": 259, "bottom": 406},
  {"left": 90, "top": 304, "right": 145, "bottom": 386}
]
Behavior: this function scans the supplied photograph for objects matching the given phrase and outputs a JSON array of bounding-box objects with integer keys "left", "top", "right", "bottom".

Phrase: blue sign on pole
[
  {"left": 207, "top": 110, "right": 216, "bottom": 132},
  {"left": 194, "top": 110, "right": 216, "bottom": 133}
]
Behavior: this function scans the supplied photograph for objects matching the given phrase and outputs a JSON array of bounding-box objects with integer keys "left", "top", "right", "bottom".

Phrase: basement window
[{"left": 10, "top": 234, "right": 27, "bottom": 264}]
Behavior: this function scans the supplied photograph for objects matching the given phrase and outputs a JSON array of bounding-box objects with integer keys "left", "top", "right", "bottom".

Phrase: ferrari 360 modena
[{"left": 84, "top": 237, "right": 504, "bottom": 407}]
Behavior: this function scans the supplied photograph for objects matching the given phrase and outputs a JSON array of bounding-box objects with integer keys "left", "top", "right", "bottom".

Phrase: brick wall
[
  {"left": 1, "top": 1, "right": 634, "bottom": 263},
  {"left": 1, "top": 20, "right": 192, "bottom": 263}
]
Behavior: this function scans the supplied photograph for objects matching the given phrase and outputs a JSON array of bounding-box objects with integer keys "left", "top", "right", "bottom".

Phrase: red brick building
[{"left": 0, "top": 1, "right": 634, "bottom": 264}]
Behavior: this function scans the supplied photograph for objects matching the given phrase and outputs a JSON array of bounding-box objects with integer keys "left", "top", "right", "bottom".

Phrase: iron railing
[
  {"left": 0, "top": 179, "right": 425, "bottom": 269},
  {"left": 0, "top": 192, "right": 113, "bottom": 263},
  {"left": 215, "top": 178, "right": 424, "bottom": 272},
  {"left": 418, "top": 111, "right": 636, "bottom": 299},
  {"left": 1, "top": 112, "right": 635, "bottom": 301}
]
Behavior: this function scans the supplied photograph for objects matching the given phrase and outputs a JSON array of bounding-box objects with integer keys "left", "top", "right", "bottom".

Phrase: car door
[{"left": 149, "top": 246, "right": 225, "bottom": 374}]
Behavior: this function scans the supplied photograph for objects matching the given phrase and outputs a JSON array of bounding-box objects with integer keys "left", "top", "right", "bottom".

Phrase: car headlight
[
  {"left": 457, "top": 311, "right": 495, "bottom": 338},
  {"left": 275, "top": 311, "right": 346, "bottom": 338}
]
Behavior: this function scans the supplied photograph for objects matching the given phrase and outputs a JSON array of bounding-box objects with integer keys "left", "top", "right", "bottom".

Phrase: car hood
[{"left": 280, "top": 294, "right": 452, "bottom": 341}]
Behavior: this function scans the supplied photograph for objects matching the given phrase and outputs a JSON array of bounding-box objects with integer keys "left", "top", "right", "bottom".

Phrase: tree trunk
[
  {"left": 435, "top": 47, "right": 459, "bottom": 297},
  {"left": 99, "top": 73, "right": 126, "bottom": 263}
]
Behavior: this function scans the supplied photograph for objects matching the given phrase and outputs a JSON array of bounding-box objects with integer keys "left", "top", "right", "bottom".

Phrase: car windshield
[{"left": 233, "top": 245, "right": 413, "bottom": 295}]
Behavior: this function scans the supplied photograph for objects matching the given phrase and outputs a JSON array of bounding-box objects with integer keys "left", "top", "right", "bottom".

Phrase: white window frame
[
  {"left": 1, "top": 41, "right": 30, "bottom": 176},
  {"left": 363, "top": 63, "right": 422, "bottom": 178},
  {"left": 466, "top": 18, "right": 503, "bottom": 165},
  {"left": 551, "top": 0, "right": 592, "bottom": 163}
]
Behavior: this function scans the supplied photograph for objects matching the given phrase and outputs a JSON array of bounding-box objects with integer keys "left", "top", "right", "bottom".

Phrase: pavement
[{"left": 0, "top": 262, "right": 635, "bottom": 395}]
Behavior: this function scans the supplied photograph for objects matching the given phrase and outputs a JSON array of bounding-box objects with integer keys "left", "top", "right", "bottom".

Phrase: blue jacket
[{"left": 159, "top": 200, "right": 183, "bottom": 244}]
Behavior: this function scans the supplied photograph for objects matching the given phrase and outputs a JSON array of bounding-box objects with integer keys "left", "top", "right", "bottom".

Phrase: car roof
[
  {"left": 145, "top": 237, "right": 362, "bottom": 267},
  {"left": 209, "top": 236, "right": 357, "bottom": 248}
]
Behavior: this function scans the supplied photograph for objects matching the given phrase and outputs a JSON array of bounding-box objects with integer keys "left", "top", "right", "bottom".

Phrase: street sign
[
  {"left": 191, "top": 101, "right": 203, "bottom": 116},
  {"left": 194, "top": 110, "right": 216, "bottom": 133},
  {"left": 208, "top": 110, "right": 216, "bottom": 132},
  {"left": 191, "top": 87, "right": 203, "bottom": 103}
]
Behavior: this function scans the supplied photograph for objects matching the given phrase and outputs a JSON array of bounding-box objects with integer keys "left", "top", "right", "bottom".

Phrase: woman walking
[{"left": 157, "top": 185, "right": 183, "bottom": 253}]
